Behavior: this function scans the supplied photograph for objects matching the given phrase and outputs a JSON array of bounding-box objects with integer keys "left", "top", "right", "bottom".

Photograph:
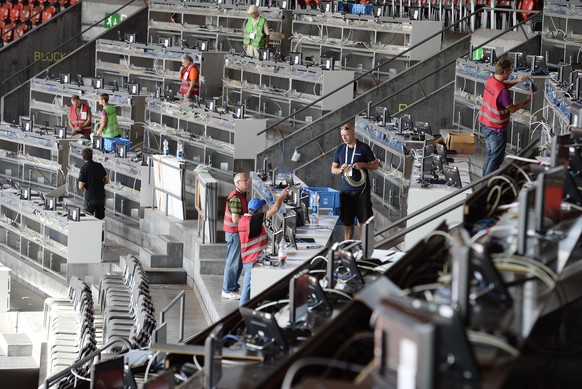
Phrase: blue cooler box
[
  {"left": 301, "top": 187, "right": 340, "bottom": 209},
  {"left": 103, "top": 137, "right": 131, "bottom": 153}
]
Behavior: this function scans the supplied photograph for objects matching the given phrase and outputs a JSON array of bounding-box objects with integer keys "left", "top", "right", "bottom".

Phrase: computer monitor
[
  {"left": 21, "top": 186, "right": 31, "bottom": 200},
  {"left": 125, "top": 33, "right": 136, "bottom": 43},
  {"left": 550, "top": 133, "right": 571, "bottom": 168},
  {"left": 415, "top": 121, "right": 432, "bottom": 139},
  {"left": 45, "top": 196, "right": 57, "bottom": 211},
  {"left": 76, "top": 74, "right": 84, "bottom": 87},
  {"left": 374, "top": 294, "right": 479, "bottom": 385},
  {"left": 20, "top": 117, "right": 33, "bottom": 132},
  {"left": 289, "top": 52, "right": 302, "bottom": 66},
  {"left": 259, "top": 48, "right": 270, "bottom": 61},
  {"left": 517, "top": 185, "right": 535, "bottom": 257},
  {"left": 575, "top": 77, "right": 582, "bottom": 100},
  {"left": 526, "top": 54, "right": 546, "bottom": 75},
  {"left": 362, "top": 215, "right": 375, "bottom": 259},
  {"left": 432, "top": 153, "right": 444, "bottom": 173},
  {"left": 307, "top": 275, "right": 332, "bottom": 313},
  {"left": 204, "top": 324, "right": 223, "bottom": 389},
  {"left": 481, "top": 47, "right": 497, "bottom": 66},
  {"left": 68, "top": 205, "right": 81, "bottom": 221},
  {"left": 336, "top": 247, "right": 365, "bottom": 285},
  {"left": 60, "top": 73, "right": 71, "bottom": 84},
  {"left": 436, "top": 143, "right": 448, "bottom": 165},
  {"left": 93, "top": 77, "right": 104, "bottom": 89},
  {"left": 569, "top": 71, "right": 582, "bottom": 91},
  {"left": 127, "top": 82, "right": 140, "bottom": 95},
  {"left": 289, "top": 270, "right": 310, "bottom": 326},
  {"left": 399, "top": 114, "right": 413, "bottom": 134},
  {"left": 534, "top": 166, "right": 565, "bottom": 233},
  {"left": 90, "top": 355, "right": 124, "bottom": 389},
  {"left": 507, "top": 51, "right": 526, "bottom": 71},
  {"left": 239, "top": 307, "right": 289, "bottom": 351},
  {"left": 443, "top": 165, "right": 462, "bottom": 188},
  {"left": 558, "top": 63, "right": 573, "bottom": 86},
  {"left": 158, "top": 35, "right": 173, "bottom": 48},
  {"left": 471, "top": 241, "right": 513, "bottom": 309},
  {"left": 320, "top": 57, "right": 334, "bottom": 71},
  {"left": 299, "top": 195, "right": 310, "bottom": 225}
]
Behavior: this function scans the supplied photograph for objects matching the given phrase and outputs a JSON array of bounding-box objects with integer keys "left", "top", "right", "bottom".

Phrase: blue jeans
[
  {"left": 239, "top": 262, "right": 253, "bottom": 306},
  {"left": 222, "top": 232, "right": 242, "bottom": 293},
  {"left": 481, "top": 124, "right": 508, "bottom": 177}
]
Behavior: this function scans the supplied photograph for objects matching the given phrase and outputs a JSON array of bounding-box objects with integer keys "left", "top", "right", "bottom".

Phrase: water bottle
[
  {"left": 278, "top": 236, "right": 287, "bottom": 269},
  {"left": 177, "top": 140, "right": 184, "bottom": 159},
  {"left": 311, "top": 191, "right": 320, "bottom": 225},
  {"left": 162, "top": 139, "right": 169, "bottom": 156}
]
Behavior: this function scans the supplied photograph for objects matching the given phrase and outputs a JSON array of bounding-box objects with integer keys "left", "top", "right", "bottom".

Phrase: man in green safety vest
[
  {"left": 96, "top": 93, "right": 121, "bottom": 139},
  {"left": 243, "top": 5, "right": 269, "bottom": 58}
]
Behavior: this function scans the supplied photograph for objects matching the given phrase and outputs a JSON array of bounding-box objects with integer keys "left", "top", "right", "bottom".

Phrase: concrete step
[
  {"left": 0, "top": 333, "right": 33, "bottom": 357},
  {"left": 144, "top": 267, "right": 187, "bottom": 284},
  {"left": 200, "top": 257, "right": 226, "bottom": 275},
  {"left": 152, "top": 235, "right": 184, "bottom": 262},
  {"left": 197, "top": 242, "right": 226, "bottom": 261},
  {"left": 139, "top": 247, "right": 183, "bottom": 268}
]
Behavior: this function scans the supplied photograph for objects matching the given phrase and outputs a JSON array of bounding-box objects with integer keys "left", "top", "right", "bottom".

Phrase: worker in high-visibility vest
[{"left": 242, "top": 5, "right": 269, "bottom": 58}]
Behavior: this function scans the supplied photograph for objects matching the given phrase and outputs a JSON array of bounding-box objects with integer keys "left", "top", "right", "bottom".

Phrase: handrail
[
  {"left": 1, "top": 0, "right": 143, "bottom": 88},
  {"left": 256, "top": 9, "right": 540, "bottom": 138},
  {"left": 159, "top": 290, "right": 186, "bottom": 343},
  {"left": 43, "top": 338, "right": 133, "bottom": 389}
]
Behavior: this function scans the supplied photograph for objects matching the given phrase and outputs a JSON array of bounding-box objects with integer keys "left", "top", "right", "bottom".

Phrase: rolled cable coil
[{"left": 343, "top": 166, "right": 367, "bottom": 187}]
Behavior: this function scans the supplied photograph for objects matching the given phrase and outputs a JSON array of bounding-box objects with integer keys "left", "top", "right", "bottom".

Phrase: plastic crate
[
  {"left": 302, "top": 187, "right": 340, "bottom": 209},
  {"left": 103, "top": 137, "right": 130, "bottom": 153}
]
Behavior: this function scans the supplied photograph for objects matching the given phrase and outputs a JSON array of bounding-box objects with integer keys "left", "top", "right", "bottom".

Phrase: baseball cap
[
  {"left": 247, "top": 4, "right": 259, "bottom": 14},
  {"left": 248, "top": 198, "right": 266, "bottom": 212}
]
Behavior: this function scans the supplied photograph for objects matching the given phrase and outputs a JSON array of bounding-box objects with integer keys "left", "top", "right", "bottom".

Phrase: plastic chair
[
  {"left": 30, "top": 4, "right": 41, "bottom": 24},
  {"left": 40, "top": 5, "right": 54, "bottom": 22},
  {"left": 14, "top": 22, "right": 25, "bottom": 37},
  {"left": 1, "top": 22, "right": 13, "bottom": 42},
  {"left": 0, "top": 5, "right": 10, "bottom": 23},
  {"left": 9, "top": 6, "right": 19, "bottom": 23}
]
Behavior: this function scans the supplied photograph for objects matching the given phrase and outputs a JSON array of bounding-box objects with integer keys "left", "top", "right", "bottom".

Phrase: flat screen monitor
[
  {"left": 299, "top": 195, "right": 310, "bottom": 225},
  {"left": 436, "top": 143, "right": 448, "bottom": 165},
  {"left": 239, "top": 307, "right": 289, "bottom": 351},
  {"left": 60, "top": 73, "right": 71, "bottom": 84},
  {"left": 204, "top": 324, "right": 223, "bottom": 389},
  {"left": 558, "top": 63, "right": 573, "bottom": 86},
  {"left": 289, "top": 269, "right": 309, "bottom": 326},
  {"left": 68, "top": 205, "right": 81, "bottom": 221},
  {"left": 93, "top": 77, "right": 104, "bottom": 89},
  {"left": 76, "top": 74, "right": 84, "bottom": 87},
  {"left": 375, "top": 294, "right": 479, "bottom": 384},
  {"left": 443, "top": 164, "right": 462, "bottom": 188},
  {"left": 90, "top": 355, "right": 124, "bottom": 389},
  {"left": 507, "top": 51, "right": 526, "bottom": 71},
  {"left": 575, "top": 77, "right": 582, "bottom": 100},
  {"left": 20, "top": 117, "right": 33, "bottom": 132},
  {"left": 337, "top": 247, "right": 365, "bottom": 284},
  {"left": 127, "top": 82, "right": 140, "bottom": 95},
  {"left": 45, "top": 196, "right": 57, "bottom": 211},
  {"left": 158, "top": 35, "right": 173, "bottom": 48},
  {"left": 432, "top": 153, "right": 444, "bottom": 173},
  {"left": 125, "top": 33, "right": 136, "bottom": 43},
  {"left": 481, "top": 47, "right": 497, "bottom": 65},
  {"left": 526, "top": 54, "right": 546, "bottom": 74},
  {"left": 307, "top": 275, "right": 332, "bottom": 312},
  {"left": 259, "top": 48, "right": 270, "bottom": 61},
  {"left": 550, "top": 133, "right": 571, "bottom": 168},
  {"left": 320, "top": 57, "right": 334, "bottom": 70},
  {"left": 517, "top": 185, "right": 535, "bottom": 256},
  {"left": 21, "top": 186, "right": 31, "bottom": 200},
  {"left": 415, "top": 121, "right": 432, "bottom": 138},
  {"left": 535, "top": 166, "right": 565, "bottom": 233},
  {"left": 471, "top": 242, "right": 513, "bottom": 308},
  {"left": 289, "top": 52, "right": 302, "bottom": 66},
  {"left": 399, "top": 114, "right": 413, "bottom": 134},
  {"left": 362, "top": 215, "right": 375, "bottom": 259},
  {"left": 569, "top": 71, "right": 582, "bottom": 91}
]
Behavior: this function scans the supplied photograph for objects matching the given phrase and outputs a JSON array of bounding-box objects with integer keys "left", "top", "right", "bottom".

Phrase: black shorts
[{"left": 339, "top": 188, "right": 373, "bottom": 226}]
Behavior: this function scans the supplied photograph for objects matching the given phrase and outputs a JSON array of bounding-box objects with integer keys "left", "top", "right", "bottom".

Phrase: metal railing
[{"left": 159, "top": 290, "right": 187, "bottom": 343}]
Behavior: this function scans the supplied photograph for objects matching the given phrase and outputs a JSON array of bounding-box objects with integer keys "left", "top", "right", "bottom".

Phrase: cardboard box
[{"left": 445, "top": 132, "right": 475, "bottom": 154}]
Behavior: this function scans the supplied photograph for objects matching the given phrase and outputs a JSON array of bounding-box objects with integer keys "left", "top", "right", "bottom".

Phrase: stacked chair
[
  {"left": 99, "top": 255, "right": 156, "bottom": 351},
  {"left": 44, "top": 277, "right": 98, "bottom": 381}
]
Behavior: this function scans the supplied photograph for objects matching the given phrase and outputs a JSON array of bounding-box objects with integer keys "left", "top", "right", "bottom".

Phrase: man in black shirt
[{"left": 78, "top": 148, "right": 109, "bottom": 220}]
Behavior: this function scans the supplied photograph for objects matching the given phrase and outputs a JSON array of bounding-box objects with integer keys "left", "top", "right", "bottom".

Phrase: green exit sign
[{"left": 104, "top": 13, "right": 120, "bottom": 28}]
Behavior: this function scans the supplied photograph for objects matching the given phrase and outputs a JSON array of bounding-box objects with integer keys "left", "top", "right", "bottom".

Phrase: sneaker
[{"left": 221, "top": 290, "right": 241, "bottom": 300}]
